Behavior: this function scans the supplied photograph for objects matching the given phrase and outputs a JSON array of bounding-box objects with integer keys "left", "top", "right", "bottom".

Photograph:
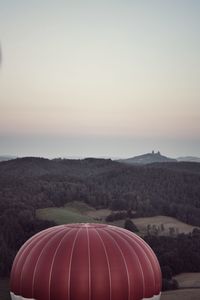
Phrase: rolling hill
[
  {"left": 0, "top": 156, "right": 16, "bottom": 162},
  {"left": 119, "top": 151, "right": 176, "bottom": 165},
  {"left": 177, "top": 156, "right": 200, "bottom": 163}
]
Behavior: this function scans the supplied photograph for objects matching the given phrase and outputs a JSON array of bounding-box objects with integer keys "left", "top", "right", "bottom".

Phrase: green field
[
  {"left": 37, "top": 202, "right": 198, "bottom": 238},
  {"left": 36, "top": 202, "right": 97, "bottom": 225}
]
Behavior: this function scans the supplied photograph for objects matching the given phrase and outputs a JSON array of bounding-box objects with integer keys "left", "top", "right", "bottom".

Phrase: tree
[{"left": 124, "top": 219, "right": 139, "bottom": 233}]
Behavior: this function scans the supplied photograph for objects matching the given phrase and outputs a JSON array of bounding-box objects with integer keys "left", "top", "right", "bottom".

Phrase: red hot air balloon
[{"left": 10, "top": 223, "right": 162, "bottom": 300}]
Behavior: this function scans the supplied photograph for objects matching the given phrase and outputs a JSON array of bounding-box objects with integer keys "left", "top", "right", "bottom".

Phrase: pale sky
[{"left": 0, "top": 0, "right": 200, "bottom": 158}]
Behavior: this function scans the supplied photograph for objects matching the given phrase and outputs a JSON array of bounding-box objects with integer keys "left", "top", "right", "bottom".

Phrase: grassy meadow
[
  {"left": 36, "top": 206, "right": 94, "bottom": 224},
  {"left": 36, "top": 201, "right": 111, "bottom": 225},
  {"left": 36, "top": 201, "right": 198, "bottom": 237},
  {"left": 132, "top": 215, "right": 197, "bottom": 235}
]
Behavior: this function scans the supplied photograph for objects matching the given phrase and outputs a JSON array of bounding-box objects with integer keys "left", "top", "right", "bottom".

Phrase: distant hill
[
  {"left": 177, "top": 156, "right": 200, "bottom": 163},
  {"left": 0, "top": 155, "right": 16, "bottom": 162},
  {"left": 119, "top": 151, "right": 177, "bottom": 165},
  {"left": 0, "top": 156, "right": 117, "bottom": 178}
]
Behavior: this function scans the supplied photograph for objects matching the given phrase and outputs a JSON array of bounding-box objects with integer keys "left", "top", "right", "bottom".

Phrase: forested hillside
[{"left": 1, "top": 157, "right": 200, "bottom": 278}]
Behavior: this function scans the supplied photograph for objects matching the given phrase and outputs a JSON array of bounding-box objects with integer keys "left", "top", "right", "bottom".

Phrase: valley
[{"left": 37, "top": 202, "right": 198, "bottom": 236}]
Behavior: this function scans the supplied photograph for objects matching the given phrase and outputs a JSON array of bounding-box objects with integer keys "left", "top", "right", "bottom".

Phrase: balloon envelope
[{"left": 10, "top": 223, "right": 162, "bottom": 300}]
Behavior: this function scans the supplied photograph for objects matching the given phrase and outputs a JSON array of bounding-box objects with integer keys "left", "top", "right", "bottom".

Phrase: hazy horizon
[
  {"left": 1, "top": 1, "right": 200, "bottom": 158},
  {"left": 0, "top": 137, "right": 200, "bottom": 159}
]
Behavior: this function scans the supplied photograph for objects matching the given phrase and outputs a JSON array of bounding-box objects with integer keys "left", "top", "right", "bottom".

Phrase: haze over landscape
[{"left": 0, "top": 0, "right": 200, "bottom": 158}]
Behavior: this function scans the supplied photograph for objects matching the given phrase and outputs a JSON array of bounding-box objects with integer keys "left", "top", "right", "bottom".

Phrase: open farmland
[
  {"left": 37, "top": 201, "right": 112, "bottom": 225},
  {"left": 37, "top": 202, "right": 198, "bottom": 237},
  {"left": 85, "top": 208, "right": 112, "bottom": 220},
  {"left": 133, "top": 215, "right": 198, "bottom": 235},
  {"left": 108, "top": 215, "right": 198, "bottom": 236},
  {"left": 161, "top": 288, "right": 200, "bottom": 300},
  {"left": 36, "top": 206, "right": 95, "bottom": 224},
  {"left": 161, "top": 273, "right": 200, "bottom": 299},
  {"left": 64, "top": 201, "right": 96, "bottom": 214},
  {"left": 174, "top": 273, "right": 200, "bottom": 289}
]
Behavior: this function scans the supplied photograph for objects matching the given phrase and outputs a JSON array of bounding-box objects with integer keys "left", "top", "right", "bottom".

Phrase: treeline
[
  {"left": 1, "top": 158, "right": 200, "bottom": 224},
  {"left": 0, "top": 200, "right": 55, "bottom": 276}
]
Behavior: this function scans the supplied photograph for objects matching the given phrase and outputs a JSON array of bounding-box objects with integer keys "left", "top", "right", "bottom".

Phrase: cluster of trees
[
  {"left": 144, "top": 228, "right": 200, "bottom": 290},
  {"left": 0, "top": 198, "right": 55, "bottom": 276},
  {"left": 105, "top": 209, "right": 135, "bottom": 222},
  {"left": 124, "top": 219, "right": 139, "bottom": 232},
  {"left": 86, "top": 163, "right": 200, "bottom": 227}
]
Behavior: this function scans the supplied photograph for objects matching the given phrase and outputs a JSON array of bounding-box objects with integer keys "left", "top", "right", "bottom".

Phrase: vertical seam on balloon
[
  {"left": 12, "top": 227, "right": 56, "bottom": 291},
  {"left": 119, "top": 230, "right": 152, "bottom": 295},
  {"left": 102, "top": 229, "right": 131, "bottom": 300},
  {"left": 31, "top": 228, "right": 67, "bottom": 298},
  {"left": 95, "top": 228, "right": 112, "bottom": 300},
  {"left": 130, "top": 232, "right": 162, "bottom": 292},
  {"left": 19, "top": 227, "right": 59, "bottom": 296},
  {"left": 48, "top": 228, "right": 73, "bottom": 300},
  {"left": 119, "top": 229, "right": 158, "bottom": 293},
  {"left": 134, "top": 235, "right": 160, "bottom": 293},
  {"left": 67, "top": 228, "right": 81, "bottom": 300},
  {"left": 112, "top": 228, "right": 145, "bottom": 298},
  {"left": 115, "top": 229, "right": 155, "bottom": 298},
  {"left": 86, "top": 226, "right": 91, "bottom": 300}
]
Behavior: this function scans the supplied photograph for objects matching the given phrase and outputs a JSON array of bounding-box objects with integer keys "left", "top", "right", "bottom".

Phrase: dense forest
[
  {"left": 145, "top": 229, "right": 200, "bottom": 289},
  {"left": 0, "top": 157, "right": 200, "bottom": 285}
]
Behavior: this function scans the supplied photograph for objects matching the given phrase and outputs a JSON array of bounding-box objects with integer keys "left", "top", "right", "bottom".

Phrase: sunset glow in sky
[{"left": 0, "top": 1, "right": 200, "bottom": 158}]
